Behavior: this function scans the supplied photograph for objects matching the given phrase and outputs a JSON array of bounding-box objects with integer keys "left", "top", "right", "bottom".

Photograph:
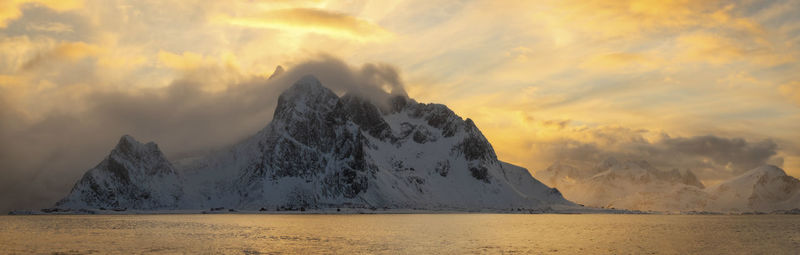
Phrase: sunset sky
[{"left": 1, "top": 0, "right": 799, "bottom": 211}]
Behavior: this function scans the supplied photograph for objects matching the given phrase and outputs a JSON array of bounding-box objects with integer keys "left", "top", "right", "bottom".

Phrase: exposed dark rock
[
  {"left": 341, "top": 94, "right": 393, "bottom": 140},
  {"left": 389, "top": 95, "right": 409, "bottom": 113},
  {"left": 470, "top": 166, "right": 490, "bottom": 183},
  {"left": 435, "top": 161, "right": 450, "bottom": 177},
  {"left": 458, "top": 119, "right": 498, "bottom": 162},
  {"left": 407, "top": 103, "right": 462, "bottom": 137}
]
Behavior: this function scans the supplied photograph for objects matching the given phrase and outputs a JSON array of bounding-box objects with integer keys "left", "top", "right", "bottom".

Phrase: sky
[{"left": 0, "top": 0, "right": 799, "bottom": 212}]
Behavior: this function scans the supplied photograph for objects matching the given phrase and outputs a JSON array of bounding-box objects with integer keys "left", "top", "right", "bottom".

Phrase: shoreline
[
  {"left": 8, "top": 207, "right": 800, "bottom": 216},
  {"left": 8, "top": 205, "right": 642, "bottom": 215}
]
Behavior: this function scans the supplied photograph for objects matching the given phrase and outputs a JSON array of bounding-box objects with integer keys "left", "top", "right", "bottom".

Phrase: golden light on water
[{"left": 2, "top": 214, "right": 799, "bottom": 253}]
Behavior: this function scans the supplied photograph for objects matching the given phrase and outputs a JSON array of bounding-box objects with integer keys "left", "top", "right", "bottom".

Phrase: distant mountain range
[
  {"left": 55, "top": 75, "right": 571, "bottom": 212},
  {"left": 536, "top": 158, "right": 800, "bottom": 212}
]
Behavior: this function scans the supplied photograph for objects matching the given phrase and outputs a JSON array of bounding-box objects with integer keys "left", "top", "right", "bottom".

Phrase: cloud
[
  {"left": 0, "top": 35, "right": 50, "bottom": 72},
  {"left": 284, "top": 55, "right": 407, "bottom": 103},
  {"left": 0, "top": 0, "right": 82, "bottom": 28},
  {"left": 21, "top": 41, "right": 102, "bottom": 70},
  {"left": 25, "top": 22, "right": 73, "bottom": 33},
  {"left": 157, "top": 50, "right": 214, "bottom": 71},
  {"left": 218, "top": 8, "right": 392, "bottom": 41},
  {"left": 780, "top": 81, "right": 800, "bottom": 105},
  {"left": 556, "top": 0, "right": 758, "bottom": 39},
  {"left": 658, "top": 135, "right": 778, "bottom": 171},
  {"left": 526, "top": 125, "right": 780, "bottom": 182},
  {"left": 580, "top": 52, "right": 656, "bottom": 71},
  {"left": 0, "top": 54, "right": 406, "bottom": 213},
  {"left": 676, "top": 32, "right": 793, "bottom": 66}
]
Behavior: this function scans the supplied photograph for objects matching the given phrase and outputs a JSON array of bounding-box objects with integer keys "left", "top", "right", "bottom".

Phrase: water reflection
[{"left": 1, "top": 214, "right": 798, "bottom": 254}]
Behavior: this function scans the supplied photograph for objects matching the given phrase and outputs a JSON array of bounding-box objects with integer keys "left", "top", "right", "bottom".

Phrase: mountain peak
[
  {"left": 282, "top": 75, "right": 332, "bottom": 98},
  {"left": 749, "top": 165, "right": 787, "bottom": 177},
  {"left": 57, "top": 134, "right": 182, "bottom": 209},
  {"left": 118, "top": 134, "right": 138, "bottom": 146},
  {"left": 595, "top": 157, "right": 620, "bottom": 171},
  {"left": 114, "top": 135, "right": 159, "bottom": 156},
  {"left": 274, "top": 75, "right": 340, "bottom": 120},
  {"left": 294, "top": 74, "right": 323, "bottom": 88},
  {"left": 268, "top": 65, "right": 284, "bottom": 80}
]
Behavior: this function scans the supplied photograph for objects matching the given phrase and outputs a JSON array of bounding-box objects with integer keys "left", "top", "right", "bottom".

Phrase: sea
[{"left": 1, "top": 214, "right": 799, "bottom": 254}]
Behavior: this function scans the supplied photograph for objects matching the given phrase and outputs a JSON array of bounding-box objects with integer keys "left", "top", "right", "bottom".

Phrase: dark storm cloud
[
  {"left": 0, "top": 55, "right": 405, "bottom": 213},
  {"left": 656, "top": 135, "right": 778, "bottom": 172}
]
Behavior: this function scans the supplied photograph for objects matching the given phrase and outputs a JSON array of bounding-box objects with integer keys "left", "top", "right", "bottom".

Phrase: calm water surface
[{"left": 1, "top": 214, "right": 799, "bottom": 254}]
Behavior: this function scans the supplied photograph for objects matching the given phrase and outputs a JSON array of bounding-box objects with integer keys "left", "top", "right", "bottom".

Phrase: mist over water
[{"left": 1, "top": 214, "right": 799, "bottom": 254}]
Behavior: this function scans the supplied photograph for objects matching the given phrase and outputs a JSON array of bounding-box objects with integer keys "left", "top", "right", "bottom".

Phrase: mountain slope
[
  {"left": 536, "top": 158, "right": 709, "bottom": 211},
  {"left": 707, "top": 165, "right": 800, "bottom": 212},
  {"left": 56, "top": 75, "right": 571, "bottom": 211},
  {"left": 57, "top": 135, "right": 183, "bottom": 209}
]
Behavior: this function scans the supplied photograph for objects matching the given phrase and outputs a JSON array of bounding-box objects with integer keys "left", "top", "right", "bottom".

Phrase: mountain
[
  {"left": 57, "top": 135, "right": 183, "bottom": 209},
  {"left": 536, "top": 158, "right": 800, "bottom": 212},
  {"left": 536, "top": 158, "right": 706, "bottom": 211},
  {"left": 55, "top": 75, "right": 571, "bottom": 211},
  {"left": 707, "top": 165, "right": 800, "bottom": 212}
]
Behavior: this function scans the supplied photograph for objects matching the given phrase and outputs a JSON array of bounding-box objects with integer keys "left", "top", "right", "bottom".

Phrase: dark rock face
[
  {"left": 452, "top": 119, "right": 499, "bottom": 184},
  {"left": 469, "top": 166, "right": 490, "bottom": 183},
  {"left": 389, "top": 95, "right": 408, "bottom": 113},
  {"left": 455, "top": 119, "right": 497, "bottom": 162},
  {"left": 236, "top": 75, "right": 506, "bottom": 196},
  {"left": 238, "top": 76, "right": 374, "bottom": 199},
  {"left": 272, "top": 75, "right": 344, "bottom": 150},
  {"left": 341, "top": 94, "right": 393, "bottom": 140},
  {"left": 663, "top": 168, "right": 705, "bottom": 189},
  {"left": 322, "top": 167, "right": 369, "bottom": 199},
  {"left": 248, "top": 75, "right": 505, "bottom": 189},
  {"left": 435, "top": 161, "right": 451, "bottom": 177},
  {"left": 407, "top": 103, "right": 463, "bottom": 137}
]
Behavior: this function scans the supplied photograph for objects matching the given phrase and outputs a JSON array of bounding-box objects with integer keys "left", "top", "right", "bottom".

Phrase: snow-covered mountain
[
  {"left": 536, "top": 158, "right": 800, "bottom": 212},
  {"left": 57, "top": 135, "right": 183, "bottom": 209},
  {"left": 537, "top": 158, "right": 706, "bottom": 211},
  {"left": 56, "top": 75, "right": 571, "bottom": 211},
  {"left": 707, "top": 165, "right": 800, "bottom": 212}
]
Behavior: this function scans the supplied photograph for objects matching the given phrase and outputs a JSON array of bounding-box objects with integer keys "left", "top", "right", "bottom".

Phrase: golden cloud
[
  {"left": 218, "top": 8, "right": 392, "bottom": 41},
  {"left": 26, "top": 22, "right": 73, "bottom": 33},
  {"left": 553, "top": 0, "right": 763, "bottom": 40},
  {"left": 580, "top": 52, "right": 656, "bottom": 71},
  {"left": 677, "top": 32, "right": 794, "bottom": 66},
  {"left": 779, "top": 81, "right": 800, "bottom": 105},
  {"left": 53, "top": 41, "right": 101, "bottom": 60},
  {"left": 0, "top": 0, "right": 83, "bottom": 28},
  {"left": 677, "top": 33, "right": 743, "bottom": 64},
  {"left": 20, "top": 41, "right": 102, "bottom": 71},
  {"left": 157, "top": 51, "right": 210, "bottom": 71}
]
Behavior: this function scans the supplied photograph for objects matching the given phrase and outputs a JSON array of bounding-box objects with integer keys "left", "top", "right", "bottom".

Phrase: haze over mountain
[
  {"left": 55, "top": 75, "right": 570, "bottom": 211},
  {"left": 536, "top": 159, "right": 800, "bottom": 212}
]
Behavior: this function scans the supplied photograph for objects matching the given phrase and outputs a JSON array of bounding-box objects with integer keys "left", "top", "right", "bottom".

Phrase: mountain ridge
[
  {"left": 536, "top": 158, "right": 800, "bottom": 212},
  {"left": 55, "top": 75, "right": 572, "bottom": 211}
]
